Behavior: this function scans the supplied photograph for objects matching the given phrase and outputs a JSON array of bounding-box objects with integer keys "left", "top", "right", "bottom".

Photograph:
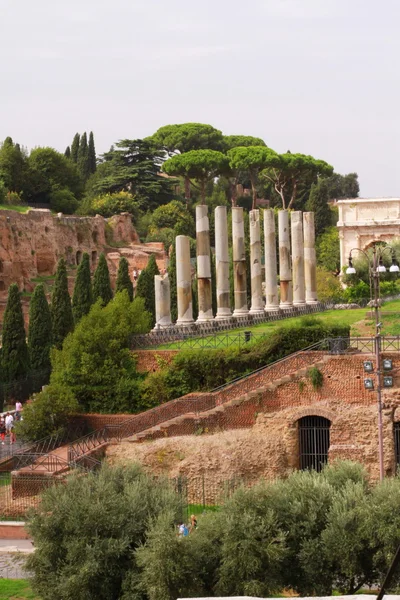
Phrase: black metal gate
[
  {"left": 394, "top": 423, "right": 400, "bottom": 468},
  {"left": 299, "top": 416, "right": 331, "bottom": 472}
]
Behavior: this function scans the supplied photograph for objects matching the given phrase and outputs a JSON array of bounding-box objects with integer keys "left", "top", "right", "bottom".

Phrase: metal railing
[
  {"left": 68, "top": 427, "right": 109, "bottom": 464},
  {"left": 13, "top": 453, "right": 70, "bottom": 473}
]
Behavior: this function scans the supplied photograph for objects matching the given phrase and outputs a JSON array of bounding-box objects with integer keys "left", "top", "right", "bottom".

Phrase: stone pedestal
[
  {"left": 278, "top": 210, "right": 292, "bottom": 307},
  {"left": 176, "top": 235, "right": 194, "bottom": 325},
  {"left": 291, "top": 211, "right": 306, "bottom": 307},
  {"left": 303, "top": 211, "right": 318, "bottom": 304},
  {"left": 263, "top": 209, "right": 279, "bottom": 311},
  {"left": 232, "top": 207, "right": 248, "bottom": 315},
  {"left": 249, "top": 209, "right": 264, "bottom": 314},
  {"left": 196, "top": 205, "right": 213, "bottom": 322},
  {"left": 214, "top": 206, "right": 232, "bottom": 320},
  {"left": 153, "top": 274, "right": 172, "bottom": 329}
]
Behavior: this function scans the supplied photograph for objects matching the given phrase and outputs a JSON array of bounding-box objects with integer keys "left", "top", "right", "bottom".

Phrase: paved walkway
[{"left": 0, "top": 539, "right": 34, "bottom": 579}]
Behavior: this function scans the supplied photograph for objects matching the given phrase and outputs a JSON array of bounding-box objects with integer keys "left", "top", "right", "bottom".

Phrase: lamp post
[{"left": 346, "top": 245, "right": 399, "bottom": 481}]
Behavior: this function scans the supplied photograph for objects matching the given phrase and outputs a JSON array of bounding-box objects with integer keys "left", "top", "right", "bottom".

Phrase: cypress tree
[
  {"left": 28, "top": 284, "right": 52, "bottom": 373},
  {"left": 72, "top": 252, "right": 93, "bottom": 323},
  {"left": 1, "top": 284, "right": 30, "bottom": 382},
  {"left": 93, "top": 253, "right": 113, "bottom": 306},
  {"left": 116, "top": 257, "right": 133, "bottom": 301},
  {"left": 78, "top": 132, "right": 89, "bottom": 180},
  {"left": 211, "top": 251, "right": 217, "bottom": 316},
  {"left": 64, "top": 146, "right": 71, "bottom": 159},
  {"left": 305, "top": 180, "right": 331, "bottom": 237},
  {"left": 88, "top": 131, "right": 97, "bottom": 174},
  {"left": 136, "top": 254, "right": 159, "bottom": 325},
  {"left": 70, "top": 133, "right": 80, "bottom": 163},
  {"left": 51, "top": 258, "right": 74, "bottom": 349},
  {"left": 167, "top": 246, "right": 177, "bottom": 323},
  {"left": 192, "top": 278, "right": 198, "bottom": 321}
]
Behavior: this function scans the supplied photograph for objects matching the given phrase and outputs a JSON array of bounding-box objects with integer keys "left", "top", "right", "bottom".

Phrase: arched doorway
[
  {"left": 298, "top": 416, "right": 331, "bottom": 472},
  {"left": 394, "top": 422, "right": 400, "bottom": 468}
]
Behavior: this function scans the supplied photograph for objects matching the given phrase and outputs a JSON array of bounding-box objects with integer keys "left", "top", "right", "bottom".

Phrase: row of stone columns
[{"left": 154, "top": 206, "right": 318, "bottom": 328}]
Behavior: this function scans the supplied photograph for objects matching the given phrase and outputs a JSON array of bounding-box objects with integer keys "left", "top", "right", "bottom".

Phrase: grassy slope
[
  {"left": 0, "top": 205, "right": 29, "bottom": 213},
  {"left": 156, "top": 299, "right": 400, "bottom": 349}
]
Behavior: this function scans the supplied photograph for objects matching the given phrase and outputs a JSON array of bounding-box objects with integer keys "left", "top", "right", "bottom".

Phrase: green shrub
[
  {"left": 142, "top": 321, "right": 351, "bottom": 402},
  {"left": 49, "top": 188, "right": 79, "bottom": 214},
  {"left": 15, "top": 383, "right": 79, "bottom": 441},
  {"left": 91, "top": 191, "right": 140, "bottom": 219},
  {"left": 308, "top": 366, "right": 323, "bottom": 390}
]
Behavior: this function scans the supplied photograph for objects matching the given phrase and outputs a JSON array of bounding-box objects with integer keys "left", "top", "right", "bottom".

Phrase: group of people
[
  {"left": 0, "top": 401, "right": 23, "bottom": 445},
  {"left": 177, "top": 514, "right": 197, "bottom": 537}
]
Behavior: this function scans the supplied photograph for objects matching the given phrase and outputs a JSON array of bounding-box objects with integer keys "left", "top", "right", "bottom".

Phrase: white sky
[{"left": 1, "top": 0, "right": 399, "bottom": 196}]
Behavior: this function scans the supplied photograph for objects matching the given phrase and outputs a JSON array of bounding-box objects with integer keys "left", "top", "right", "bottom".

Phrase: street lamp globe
[
  {"left": 390, "top": 259, "right": 400, "bottom": 273},
  {"left": 377, "top": 258, "right": 386, "bottom": 273},
  {"left": 346, "top": 256, "right": 356, "bottom": 275}
]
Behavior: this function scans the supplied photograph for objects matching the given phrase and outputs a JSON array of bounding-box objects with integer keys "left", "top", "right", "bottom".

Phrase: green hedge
[{"left": 139, "top": 319, "right": 350, "bottom": 405}]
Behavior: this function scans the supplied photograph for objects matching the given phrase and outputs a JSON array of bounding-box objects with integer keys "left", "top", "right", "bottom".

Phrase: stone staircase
[{"left": 127, "top": 355, "right": 332, "bottom": 443}]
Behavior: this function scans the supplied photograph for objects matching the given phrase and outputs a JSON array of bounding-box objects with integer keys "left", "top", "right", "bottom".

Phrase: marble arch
[{"left": 337, "top": 198, "right": 400, "bottom": 270}]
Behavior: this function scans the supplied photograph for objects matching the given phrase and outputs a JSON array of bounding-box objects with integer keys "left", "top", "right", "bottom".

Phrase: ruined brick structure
[
  {"left": 106, "top": 351, "right": 400, "bottom": 489},
  {"left": 0, "top": 208, "right": 166, "bottom": 323}
]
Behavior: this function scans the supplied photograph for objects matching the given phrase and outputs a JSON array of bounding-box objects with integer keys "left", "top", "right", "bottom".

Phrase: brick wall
[{"left": 127, "top": 353, "right": 400, "bottom": 482}]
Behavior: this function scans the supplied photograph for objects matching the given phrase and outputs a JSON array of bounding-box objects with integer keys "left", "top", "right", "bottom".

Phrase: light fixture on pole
[{"left": 346, "top": 244, "right": 399, "bottom": 481}]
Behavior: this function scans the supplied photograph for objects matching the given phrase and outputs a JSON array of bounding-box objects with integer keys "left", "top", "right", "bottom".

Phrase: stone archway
[{"left": 337, "top": 198, "right": 400, "bottom": 270}]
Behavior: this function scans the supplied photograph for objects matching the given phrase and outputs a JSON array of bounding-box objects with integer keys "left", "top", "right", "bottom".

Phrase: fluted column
[
  {"left": 263, "top": 209, "right": 279, "bottom": 311},
  {"left": 153, "top": 274, "right": 172, "bottom": 329},
  {"left": 176, "top": 235, "right": 194, "bottom": 325},
  {"left": 278, "top": 210, "right": 292, "bottom": 307},
  {"left": 232, "top": 207, "right": 248, "bottom": 315},
  {"left": 215, "top": 206, "right": 232, "bottom": 319},
  {"left": 249, "top": 209, "right": 264, "bottom": 314},
  {"left": 303, "top": 211, "right": 318, "bottom": 304},
  {"left": 291, "top": 211, "right": 306, "bottom": 306},
  {"left": 196, "top": 205, "right": 213, "bottom": 321}
]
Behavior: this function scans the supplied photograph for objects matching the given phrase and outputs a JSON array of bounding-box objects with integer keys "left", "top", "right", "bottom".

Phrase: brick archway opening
[{"left": 298, "top": 415, "right": 331, "bottom": 472}]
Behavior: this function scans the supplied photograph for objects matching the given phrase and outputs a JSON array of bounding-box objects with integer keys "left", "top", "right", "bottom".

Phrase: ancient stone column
[
  {"left": 215, "top": 206, "right": 232, "bottom": 320},
  {"left": 278, "top": 210, "right": 292, "bottom": 307},
  {"left": 291, "top": 211, "right": 306, "bottom": 307},
  {"left": 303, "top": 211, "right": 318, "bottom": 304},
  {"left": 176, "top": 235, "right": 194, "bottom": 325},
  {"left": 196, "top": 205, "right": 213, "bottom": 322},
  {"left": 249, "top": 209, "right": 264, "bottom": 314},
  {"left": 263, "top": 209, "right": 279, "bottom": 311},
  {"left": 232, "top": 207, "right": 248, "bottom": 315},
  {"left": 153, "top": 274, "right": 172, "bottom": 329}
]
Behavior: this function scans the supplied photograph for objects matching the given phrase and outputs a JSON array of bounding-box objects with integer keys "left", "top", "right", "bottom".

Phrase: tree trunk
[
  {"left": 231, "top": 179, "right": 238, "bottom": 207},
  {"left": 201, "top": 180, "right": 206, "bottom": 205},
  {"left": 250, "top": 172, "right": 257, "bottom": 211}
]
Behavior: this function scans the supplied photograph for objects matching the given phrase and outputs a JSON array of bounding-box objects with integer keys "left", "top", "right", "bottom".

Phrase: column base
[
  {"left": 152, "top": 322, "right": 173, "bottom": 331},
  {"left": 215, "top": 312, "right": 232, "bottom": 320},
  {"left": 233, "top": 309, "right": 249, "bottom": 316},
  {"left": 265, "top": 305, "right": 280, "bottom": 312},
  {"left": 176, "top": 320, "right": 195, "bottom": 327},
  {"left": 196, "top": 315, "right": 214, "bottom": 323},
  {"left": 279, "top": 303, "right": 293, "bottom": 309},
  {"left": 249, "top": 308, "right": 265, "bottom": 315},
  {"left": 293, "top": 302, "right": 307, "bottom": 308},
  {"left": 306, "top": 300, "right": 319, "bottom": 305}
]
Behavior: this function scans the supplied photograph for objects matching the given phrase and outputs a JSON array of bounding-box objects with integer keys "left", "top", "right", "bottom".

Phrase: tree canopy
[
  {"left": 163, "top": 149, "right": 229, "bottom": 204},
  {"left": 261, "top": 152, "right": 333, "bottom": 209},
  {"left": 148, "top": 122, "right": 224, "bottom": 154},
  {"left": 228, "top": 146, "right": 279, "bottom": 209},
  {"left": 91, "top": 139, "right": 175, "bottom": 210}
]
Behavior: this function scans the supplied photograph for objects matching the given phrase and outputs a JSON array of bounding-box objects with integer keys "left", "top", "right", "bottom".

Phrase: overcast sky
[{"left": 1, "top": 0, "right": 399, "bottom": 197}]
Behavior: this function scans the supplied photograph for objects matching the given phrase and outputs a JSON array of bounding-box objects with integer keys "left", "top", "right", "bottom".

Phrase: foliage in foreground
[
  {"left": 50, "top": 292, "right": 151, "bottom": 413},
  {"left": 26, "top": 464, "right": 182, "bottom": 600},
  {"left": 26, "top": 461, "right": 400, "bottom": 600}
]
